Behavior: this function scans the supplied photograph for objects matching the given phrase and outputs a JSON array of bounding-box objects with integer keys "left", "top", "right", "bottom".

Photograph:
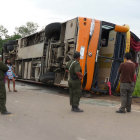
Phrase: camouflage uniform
[
  {"left": 0, "top": 62, "right": 8, "bottom": 113},
  {"left": 66, "top": 60, "right": 82, "bottom": 108}
]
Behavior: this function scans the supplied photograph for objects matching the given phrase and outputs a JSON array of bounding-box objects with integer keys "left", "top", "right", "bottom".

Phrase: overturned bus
[{"left": 2, "top": 17, "right": 140, "bottom": 94}]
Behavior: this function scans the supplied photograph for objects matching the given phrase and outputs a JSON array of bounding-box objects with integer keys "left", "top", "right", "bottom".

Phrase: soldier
[
  {"left": 116, "top": 53, "right": 135, "bottom": 113},
  {"left": 0, "top": 55, "right": 11, "bottom": 115},
  {"left": 66, "top": 52, "right": 83, "bottom": 112}
]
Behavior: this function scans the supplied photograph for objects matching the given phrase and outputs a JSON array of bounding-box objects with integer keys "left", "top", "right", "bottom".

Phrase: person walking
[
  {"left": 5, "top": 59, "right": 17, "bottom": 92},
  {"left": 116, "top": 53, "right": 135, "bottom": 113},
  {"left": 66, "top": 52, "right": 83, "bottom": 112},
  {"left": 0, "top": 55, "right": 11, "bottom": 115}
]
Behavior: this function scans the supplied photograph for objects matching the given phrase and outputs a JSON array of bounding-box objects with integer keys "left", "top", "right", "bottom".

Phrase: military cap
[{"left": 73, "top": 51, "right": 80, "bottom": 59}]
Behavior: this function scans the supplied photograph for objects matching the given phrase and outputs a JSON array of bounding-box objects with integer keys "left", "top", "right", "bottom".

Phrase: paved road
[{"left": 0, "top": 82, "right": 140, "bottom": 140}]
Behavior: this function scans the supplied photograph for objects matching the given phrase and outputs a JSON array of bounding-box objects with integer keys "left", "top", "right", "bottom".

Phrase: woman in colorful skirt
[{"left": 6, "top": 59, "right": 17, "bottom": 92}]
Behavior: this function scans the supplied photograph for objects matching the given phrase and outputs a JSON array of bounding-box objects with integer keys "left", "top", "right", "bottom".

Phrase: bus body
[{"left": 2, "top": 17, "right": 140, "bottom": 94}]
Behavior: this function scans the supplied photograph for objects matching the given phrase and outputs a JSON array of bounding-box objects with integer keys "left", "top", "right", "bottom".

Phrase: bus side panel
[
  {"left": 17, "top": 43, "right": 44, "bottom": 59},
  {"left": 76, "top": 17, "right": 92, "bottom": 79},
  {"left": 85, "top": 20, "right": 101, "bottom": 90}
]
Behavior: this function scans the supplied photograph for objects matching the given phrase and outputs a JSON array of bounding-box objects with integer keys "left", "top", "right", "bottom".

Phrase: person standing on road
[
  {"left": 116, "top": 53, "right": 135, "bottom": 113},
  {"left": 5, "top": 59, "right": 17, "bottom": 92},
  {"left": 0, "top": 55, "right": 11, "bottom": 115},
  {"left": 66, "top": 52, "right": 83, "bottom": 112}
]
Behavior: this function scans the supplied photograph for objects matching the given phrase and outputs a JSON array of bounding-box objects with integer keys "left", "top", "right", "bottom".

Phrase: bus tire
[
  {"left": 7, "top": 40, "right": 17, "bottom": 45},
  {"left": 7, "top": 45, "right": 14, "bottom": 52},
  {"left": 40, "top": 72, "right": 55, "bottom": 82},
  {"left": 45, "top": 23, "right": 61, "bottom": 40}
]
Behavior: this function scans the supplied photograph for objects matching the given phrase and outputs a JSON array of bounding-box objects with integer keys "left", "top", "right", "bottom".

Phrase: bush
[{"left": 133, "top": 70, "right": 140, "bottom": 97}]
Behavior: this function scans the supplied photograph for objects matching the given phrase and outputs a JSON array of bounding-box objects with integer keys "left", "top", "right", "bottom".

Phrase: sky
[{"left": 0, "top": 0, "right": 140, "bottom": 38}]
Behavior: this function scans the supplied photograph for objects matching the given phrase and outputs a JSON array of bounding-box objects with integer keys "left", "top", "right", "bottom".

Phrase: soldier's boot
[
  {"left": 126, "top": 107, "right": 131, "bottom": 112},
  {"left": 1, "top": 111, "right": 12, "bottom": 115},
  {"left": 73, "top": 106, "right": 83, "bottom": 112},
  {"left": 126, "top": 109, "right": 131, "bottom": 112},
  {"left": 116, "top": 110, "right": 126, "bottom": 113}
]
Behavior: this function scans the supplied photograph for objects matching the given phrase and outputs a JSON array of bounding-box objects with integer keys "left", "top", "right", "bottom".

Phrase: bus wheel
[
  {"left": 45, "top": 23, "right": 61, "bottom": 40},
  {"left": 7, "top": 45, "right": 14, "bottom": 52},
  {"left": 39, "top": 72, "right": 55, "bottom": 83}
]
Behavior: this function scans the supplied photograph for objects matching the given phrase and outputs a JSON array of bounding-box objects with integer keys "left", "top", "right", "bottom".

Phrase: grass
[{"left": 133, "top": 70, "right": 140, "bottom": 97}]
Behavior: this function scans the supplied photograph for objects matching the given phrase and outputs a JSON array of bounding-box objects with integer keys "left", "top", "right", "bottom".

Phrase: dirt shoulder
[{"left": 91, "top": 94, "right": 140, "bottom": 106}]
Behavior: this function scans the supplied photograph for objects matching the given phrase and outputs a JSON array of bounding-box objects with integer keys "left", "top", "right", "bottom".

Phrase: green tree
[
  {"left": 0, "top": 25, "right": 9, "bottom": 54},
  {"left": 0, "top": 25, "right": 8, "bottom": 39},
  {"left": 8, "top": 34, "right": 21, "bottom": 41},
  {"left": 0, "top": 38, "right": 3, "bottom": 54},
  {"left": 15, "top": 22, "right": 39, "bottom": 37}
]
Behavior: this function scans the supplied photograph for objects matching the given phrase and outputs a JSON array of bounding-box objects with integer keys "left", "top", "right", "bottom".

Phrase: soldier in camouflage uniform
[
  {"left": 0, "top": 55, "right": 11, "bottom": 115},
  {"left": 66, "top": 52, "right": 83, "bottom": 112}
]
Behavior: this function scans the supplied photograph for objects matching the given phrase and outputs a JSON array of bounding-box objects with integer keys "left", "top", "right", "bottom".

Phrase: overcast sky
[{"left": 0, "top": 0, "right": 140, "bottom": 37}]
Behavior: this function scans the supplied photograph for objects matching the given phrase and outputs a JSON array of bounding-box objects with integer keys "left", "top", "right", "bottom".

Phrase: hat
[{"left": 73, "top": 51, "right": 80, "bottom": 59}]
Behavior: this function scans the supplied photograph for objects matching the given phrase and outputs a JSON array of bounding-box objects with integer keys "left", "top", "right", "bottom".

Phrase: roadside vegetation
[{"left": 133, "top": 70, "right": 140, "bottom": 97}]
